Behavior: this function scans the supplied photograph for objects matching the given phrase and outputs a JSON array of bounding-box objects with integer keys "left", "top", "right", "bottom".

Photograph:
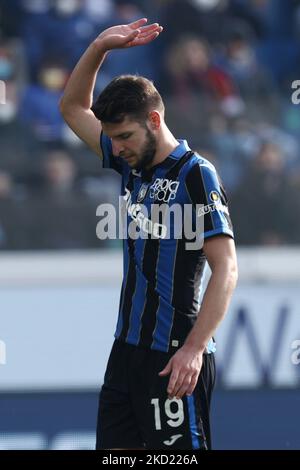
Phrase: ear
[{"left": 148, "top": 111, "right": 161, "bottom": 131}]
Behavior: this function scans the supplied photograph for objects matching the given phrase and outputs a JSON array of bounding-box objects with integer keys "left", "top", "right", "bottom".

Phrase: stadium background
[{"left": 0, "top": 0, "right": 300, "bottom": 449}]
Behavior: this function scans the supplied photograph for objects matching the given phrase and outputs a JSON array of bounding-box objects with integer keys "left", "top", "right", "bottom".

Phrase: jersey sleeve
[
  {"left": 100, "top": 131, "right": 127, "bottom": 175},
  {"left": 185, "top": 161, "right": 234, "bottom": 239}
]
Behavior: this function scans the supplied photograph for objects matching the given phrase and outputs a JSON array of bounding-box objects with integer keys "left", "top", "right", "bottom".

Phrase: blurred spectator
[
  {"left": 230, "top": 142, "right": 297, "bottom": 245},
  {"left": 42, "top": 149, "right": 79, "bottom": 195},
  {"left": 157, "top": 0, "right": 224, "bottom": 46},
  {"left": 165, "top": 35, "right": 244, "bottom": 116},
  {"left": 252, "top": 0, "right": 300, "bottom": 88},
  {"left": 19, "top": 58, "right": 68, "bottom": 141},
  {"left": 28, "top": 149, "right": 103, "bottom": 249},
  {"left": 0, "top": 40, "right": 42, "bottom": 177},
  {"left": 207, "top": 114, "right": 258, "bottom": 193},
  {"left": 21, "top": 0, "right": 97, "bottom": 80},
  {"left": 0, "top": 171, "right": 14, "bottom": 249},
  {"left": 221, "top": 29, "right": 277, "bottom": 100},
  {"left": 0, "top": 81, "right": 42, "bottom": 177},
  {"left": 0, "top": 170, "right": 30, "bottom": 249},
  {"left": 256, "top": 121, "right": 299, "bottom": 169}
]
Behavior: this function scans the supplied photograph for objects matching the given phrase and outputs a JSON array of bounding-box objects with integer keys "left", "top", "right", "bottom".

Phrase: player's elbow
[
  {"left": 227, "top": 258, "right": 238, "bottom": 291},
  {"left": 216, "top": 256, "right": 238, "bottom": 292},
  {"left": 59, "top": 96, "right": 69, "bottom": 119},
  {"left": 59, "top": 97, "right": 77, "bottom": 125}
]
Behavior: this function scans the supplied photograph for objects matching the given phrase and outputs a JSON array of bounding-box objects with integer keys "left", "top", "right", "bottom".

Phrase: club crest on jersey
[
  {"left": 137, "top": 183, "right": 149, "bottom": 203},
  {"left": 149, "top": 178, "right": 180, "bottom": 203},
  {"left": 209, "top": 190, "right": 220, "bottom": 202},
  {"left": 197, "top": 188, "right": 229, "bottom": 217}
]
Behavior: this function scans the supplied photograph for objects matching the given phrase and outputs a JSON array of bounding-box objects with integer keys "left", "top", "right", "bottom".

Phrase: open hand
[
  {"left": 159, "top": 346, "right": 203, "bottom": 399},
  {"left": 96, "top": 18, "right": 163, "bottom": 52}
]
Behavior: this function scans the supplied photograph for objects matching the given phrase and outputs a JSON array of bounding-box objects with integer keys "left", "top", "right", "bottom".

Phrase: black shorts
[{"left": 96, "top": 339, "right": 216, "bottom": 450}]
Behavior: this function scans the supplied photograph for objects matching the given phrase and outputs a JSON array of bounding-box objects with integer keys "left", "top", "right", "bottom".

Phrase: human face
[{"left": 102, "top": 117, "right": 157, "bottom": 170}]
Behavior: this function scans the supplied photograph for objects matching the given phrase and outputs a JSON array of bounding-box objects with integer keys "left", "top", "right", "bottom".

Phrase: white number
[
  {"left": 165, "top": 398, "right": 184, "bottom": 427},
  {"left": 151, "top": 398, "right": 184, "bottom": 430},
  {"left": 151, "top": 398, "right": 162, "bottom": 430}
]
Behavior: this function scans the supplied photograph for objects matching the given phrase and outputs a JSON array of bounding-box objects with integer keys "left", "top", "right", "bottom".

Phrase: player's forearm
[
  {"left": 184, "top": 262, "right": 238, "bottom": 353},
  {"left": 60, "top": 40, "right": 107, "bottom": 113}
]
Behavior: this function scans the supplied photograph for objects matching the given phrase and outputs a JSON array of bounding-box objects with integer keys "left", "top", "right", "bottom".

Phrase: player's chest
[{"left": 125, "top": 173, "right": 183, "bottom": 207}]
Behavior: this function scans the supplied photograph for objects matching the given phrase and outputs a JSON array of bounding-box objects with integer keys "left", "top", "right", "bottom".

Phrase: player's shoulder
[{"left": 183, "top": 151, "right": 218, "bottom": 179}]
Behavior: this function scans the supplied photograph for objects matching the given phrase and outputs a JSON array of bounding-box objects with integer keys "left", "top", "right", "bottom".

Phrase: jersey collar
[
  {"left": 138, "top": 140, "right": 191, "bottom": 180},
  {"left": 169, "top": 139, "right": 191, "bottom": 160}
]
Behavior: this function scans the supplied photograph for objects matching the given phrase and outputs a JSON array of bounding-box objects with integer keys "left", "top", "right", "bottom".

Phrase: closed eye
[{"left": 119, "top": 132, "right": 132, "bottom": 140}]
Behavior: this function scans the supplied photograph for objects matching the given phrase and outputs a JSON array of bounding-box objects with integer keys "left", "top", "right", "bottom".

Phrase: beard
[{"left": 133, "top": 127, "right": 157, "bottom": 170}]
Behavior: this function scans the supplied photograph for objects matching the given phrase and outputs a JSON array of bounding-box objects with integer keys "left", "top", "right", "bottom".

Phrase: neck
[{"left": 146, "top": 126, "right": 179, "bottom": 169}]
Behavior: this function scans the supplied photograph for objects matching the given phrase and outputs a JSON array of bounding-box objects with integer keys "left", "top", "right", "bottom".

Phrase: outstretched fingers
[
  {"left": 138, "top": 23, "right": 160, "bottom": 33},
  {"left": 127, "top": 26, "right": 163, "bottom": 47},
  {"left": 132, "top": 32, "right": 158, "bottom": 46},
  {"left": 138, "top": 25, "right": 163, "bottom": 38},
  {"left": 129, "top": 18, "right": 148, "bottom": 29}
]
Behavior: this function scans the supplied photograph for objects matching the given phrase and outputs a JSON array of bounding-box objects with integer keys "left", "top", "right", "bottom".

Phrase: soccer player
[{"left": 60, "top": 18, "right": 238, "bottom": 450}]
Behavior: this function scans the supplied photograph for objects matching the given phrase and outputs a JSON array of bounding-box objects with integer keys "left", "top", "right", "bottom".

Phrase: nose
[{"left": 112, "top": 140, "right": 125, "bottom": 157}]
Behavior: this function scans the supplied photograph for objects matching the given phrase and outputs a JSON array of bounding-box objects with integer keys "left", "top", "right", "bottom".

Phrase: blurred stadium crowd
[{"left": 0, "top": 0, "right": 300, "bottom": 250}]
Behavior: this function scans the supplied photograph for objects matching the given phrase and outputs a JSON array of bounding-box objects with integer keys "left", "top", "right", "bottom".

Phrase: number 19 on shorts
[{"left": 151, "top": 398, "right": 184, "bottom": 430}]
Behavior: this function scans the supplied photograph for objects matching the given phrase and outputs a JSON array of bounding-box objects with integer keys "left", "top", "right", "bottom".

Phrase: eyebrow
[{"left": 113, "top": 131, "right": 133, "bottom": 138}]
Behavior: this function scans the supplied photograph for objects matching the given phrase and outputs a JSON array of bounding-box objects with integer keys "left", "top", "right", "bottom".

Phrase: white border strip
[{"left": 0, "top": 247, "right": 299, "bottom": 287}]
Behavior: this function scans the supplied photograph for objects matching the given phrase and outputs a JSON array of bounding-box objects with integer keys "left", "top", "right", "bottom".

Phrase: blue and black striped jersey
[{"left": 100, "top": 133, "right": 234, "bottom": 353}]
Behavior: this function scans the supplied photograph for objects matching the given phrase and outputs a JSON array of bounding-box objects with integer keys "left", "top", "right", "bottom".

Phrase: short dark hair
[{"left": 91, "top": 75, "right": 164, "bottom": 124}]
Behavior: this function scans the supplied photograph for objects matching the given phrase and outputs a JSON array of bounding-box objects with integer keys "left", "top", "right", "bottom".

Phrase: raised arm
[{"left": 59, "top": 18, "right": 163, "bottom": 157}]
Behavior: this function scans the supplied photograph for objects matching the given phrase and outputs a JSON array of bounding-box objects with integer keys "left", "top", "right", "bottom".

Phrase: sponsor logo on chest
[{"left": 149, "top": 178, "right": 180, "bottom": 203}]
